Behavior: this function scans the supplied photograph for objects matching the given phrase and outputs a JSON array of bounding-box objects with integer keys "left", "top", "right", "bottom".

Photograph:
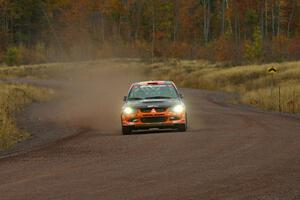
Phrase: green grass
[{"left": 0, "top": 83, "right": 53, "bottom": 150}]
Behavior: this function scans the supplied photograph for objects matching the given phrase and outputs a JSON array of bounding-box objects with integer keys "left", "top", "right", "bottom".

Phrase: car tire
[
  {"left": 122, "top": 126, "right": 132, "bottom": 135},
  {"left": 177, "top": 124, "right": 187, "bottom": 132},
  {"left": 177, "top": 114, "right": 188, "bottom": 132}
]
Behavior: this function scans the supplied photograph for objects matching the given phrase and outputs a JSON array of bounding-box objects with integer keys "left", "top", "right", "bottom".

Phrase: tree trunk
[
  {"left": 151, "top": 0, "right": 156, "bottom": 63},
  {"left": 202, "top": 0, "right": 210, "bottom": 45},
  {"left": 134, "top": 1, "right": 143, "bottom": 41},
  {"left": 118, "top": 16, "right": 122, "bottom": 40},
  {"left": 207, "top": 0, "right": 211, "bottom": 42},
  {"left": 202, "top": 0, "right": 207, "bottom": 44},
  {"left": 221, "top": 0, "right": 225, "bottom": 36},
  {"left": 173, "top": 0, "right": 179, "bottom": 44},
  {"left": 287, "top": 6, "right": 294, "bottom": 38},
  {"left": 260, "top": 2, "right": 264, "bottom": 38},
  {"left": 233, "top": 0, "right": 240, "bottom": 45},
  {"left": 101, "top": 14, "right": 105, "bottom": 44},
  {"left": 272, "top": 1, "right": 275, "bottom": 37},
  {"left": 42, "top": 8, "right": 66, "bottom": 60},
  {"left": 277, "top": 0, "right": 280, "bottom": 35},
  {"left": 265, "top": 0, "right": 268, "bottom": 37},
  {"left": 234, "top": 0, "right": 238, "bottom": 45}
]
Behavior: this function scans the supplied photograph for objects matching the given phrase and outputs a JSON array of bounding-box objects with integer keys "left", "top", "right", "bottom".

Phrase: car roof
[{"left": 132, "top": 81, "right": 174, "bottom": 86}]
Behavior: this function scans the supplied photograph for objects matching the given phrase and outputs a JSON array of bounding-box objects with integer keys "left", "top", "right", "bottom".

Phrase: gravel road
[{"left": 0, "top": 86, "right": 300, "bottom": 200}]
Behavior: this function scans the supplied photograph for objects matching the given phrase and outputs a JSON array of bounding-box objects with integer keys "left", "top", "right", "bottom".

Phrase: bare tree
[
  {"left": 134, "top": 0, "right": 144, "bottom": 41},
  {"left": 221, "top": 0, "right": 226, "bottom": 36},
  {"left": 272, "top": 0, "right": 275, "bottom": 37},
  {"left": 277, "top": 0, "right": 280, "bottom": 35},
  {"left": 260, "top": 1, "right": 264, "bottom": 38},
  {"left": 287, "top": 3, "right": 295, "bottom": 38},
  {"left": 173, "top": 0, "right": 179, "bottom": 43},
  {"left": 101, "top": 13, "right": 105, "bottom": 44},
  {"left": 151, "top": 0, "right": 156, "bottom": 63},
  {"left": 201, "top": 0, "right": 211, "bottom": 45},
  {"left": 265, "top": 0, "right": 268, "bottom": 37}
]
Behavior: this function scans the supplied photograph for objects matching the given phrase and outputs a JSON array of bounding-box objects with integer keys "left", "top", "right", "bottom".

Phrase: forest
[{"left": 0, "top": 0, "right": 299, "bottom": 65}]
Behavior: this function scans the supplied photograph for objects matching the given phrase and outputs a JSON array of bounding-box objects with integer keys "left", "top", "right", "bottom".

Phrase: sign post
[{"left": 268, "top": 67, "right": 278, "bottom": 97}]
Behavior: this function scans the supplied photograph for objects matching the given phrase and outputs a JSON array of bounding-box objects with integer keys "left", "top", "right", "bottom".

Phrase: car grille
[
  {"left": 141, "top": 117, "right": 167, "bottom": 123},
  {"left": 139, "top": 108, "right": 152, "bottom": 113},
  {"left": 139, "top": 107, "right": 168, "bottom": 113},
  {"left": 155, "top": 108, "right": 168, "bottom": 112}
]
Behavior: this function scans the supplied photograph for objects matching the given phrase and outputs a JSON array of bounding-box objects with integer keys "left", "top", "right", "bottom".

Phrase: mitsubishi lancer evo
[{"left": 121, "top": 81, "right": 187, "bottom": 135}]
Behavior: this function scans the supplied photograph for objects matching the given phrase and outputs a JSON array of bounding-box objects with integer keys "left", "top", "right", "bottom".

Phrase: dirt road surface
[{"left": 0, "top": 88, "right": 300, "bottom": 200}]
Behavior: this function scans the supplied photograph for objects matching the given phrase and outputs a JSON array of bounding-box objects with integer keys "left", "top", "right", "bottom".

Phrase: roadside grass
[
  {"left": 0, "top": 63, "right": 82, "bottom": 79},
  {"left": 0, "top": 59, "right": 299, "bottom": 118},
  {"left": 0, "top": 59, "right": 141, "bottom": 150},
  {"left": 0, "top": 59, "right": 144, "bottom": 80},
  {"left": 146, "top": 60, "right": 300, "bottom": 113},
  {"left": 0, "top": 83, "right": 53, "bottom": 150}
]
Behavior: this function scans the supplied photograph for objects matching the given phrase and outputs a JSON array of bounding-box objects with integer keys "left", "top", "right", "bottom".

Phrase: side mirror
[
  {"left": 179, "top": 94, "right": 184, "bottom": 99},
  {"left": 123, "top": 96, "right": 127, "bottom": 101}
]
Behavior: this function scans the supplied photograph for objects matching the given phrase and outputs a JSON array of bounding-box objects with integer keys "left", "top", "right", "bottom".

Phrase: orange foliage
[{"left": 288, "top": 37, "right": 300, "bottom": 59}]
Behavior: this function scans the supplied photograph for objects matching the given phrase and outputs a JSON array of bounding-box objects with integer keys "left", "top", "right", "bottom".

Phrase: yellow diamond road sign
[{"left": 268, "top": 67, "right": 278, "bottom": 73}]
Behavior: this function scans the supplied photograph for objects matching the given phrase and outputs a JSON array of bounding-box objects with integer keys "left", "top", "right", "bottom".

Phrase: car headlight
[
  {"left": 123, "top": 107, "right": 135, "bottom": 115},
  {"left": 172, "top": 104, "right": 185, "bottom": 113}
]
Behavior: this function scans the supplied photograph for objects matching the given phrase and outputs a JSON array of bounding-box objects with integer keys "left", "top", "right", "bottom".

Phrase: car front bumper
[{"left": 121, "top": 110, "right": 186, "bottom": 129}]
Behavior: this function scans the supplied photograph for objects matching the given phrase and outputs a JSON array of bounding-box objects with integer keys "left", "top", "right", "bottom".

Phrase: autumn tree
[{"left": 0, "top": 0, "right": 299, "bottom": 64}]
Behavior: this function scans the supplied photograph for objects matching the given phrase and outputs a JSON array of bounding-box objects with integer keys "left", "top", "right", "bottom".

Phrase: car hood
[{"left": 124, "top": 99, "right": 182, "bottom": 109}]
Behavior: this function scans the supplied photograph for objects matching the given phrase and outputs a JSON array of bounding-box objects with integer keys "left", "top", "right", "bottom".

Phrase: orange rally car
[{"left": 121, "top": 81, "right": 187, "bottom": 135}]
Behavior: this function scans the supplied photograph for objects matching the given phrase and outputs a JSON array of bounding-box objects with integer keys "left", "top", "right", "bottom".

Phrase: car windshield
[{"left": 128, "top": 84, "right": 178, "bottom": 100}]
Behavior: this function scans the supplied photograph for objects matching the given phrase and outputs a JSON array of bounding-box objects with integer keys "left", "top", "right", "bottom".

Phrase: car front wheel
[
  {"left": 122, "top": 126, "right": 132, "bottom": 135},
  {"left": 177, "top": 124, "right": 187, "bottom": 132}
]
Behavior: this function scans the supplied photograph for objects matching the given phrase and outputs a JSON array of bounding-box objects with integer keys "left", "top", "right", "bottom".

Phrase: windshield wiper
[{"left": 145, "top": 96, "right": 172, "bottom": 99}]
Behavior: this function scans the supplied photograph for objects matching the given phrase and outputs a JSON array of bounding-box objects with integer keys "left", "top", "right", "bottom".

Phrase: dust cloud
[{"left": 37, "top": 63, "right": 145, "bottom": 134}]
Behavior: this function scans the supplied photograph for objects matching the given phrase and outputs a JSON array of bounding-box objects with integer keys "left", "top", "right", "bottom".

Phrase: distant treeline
[{"left": 0, "top": 0, "right": 299, "bottom": 65}]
